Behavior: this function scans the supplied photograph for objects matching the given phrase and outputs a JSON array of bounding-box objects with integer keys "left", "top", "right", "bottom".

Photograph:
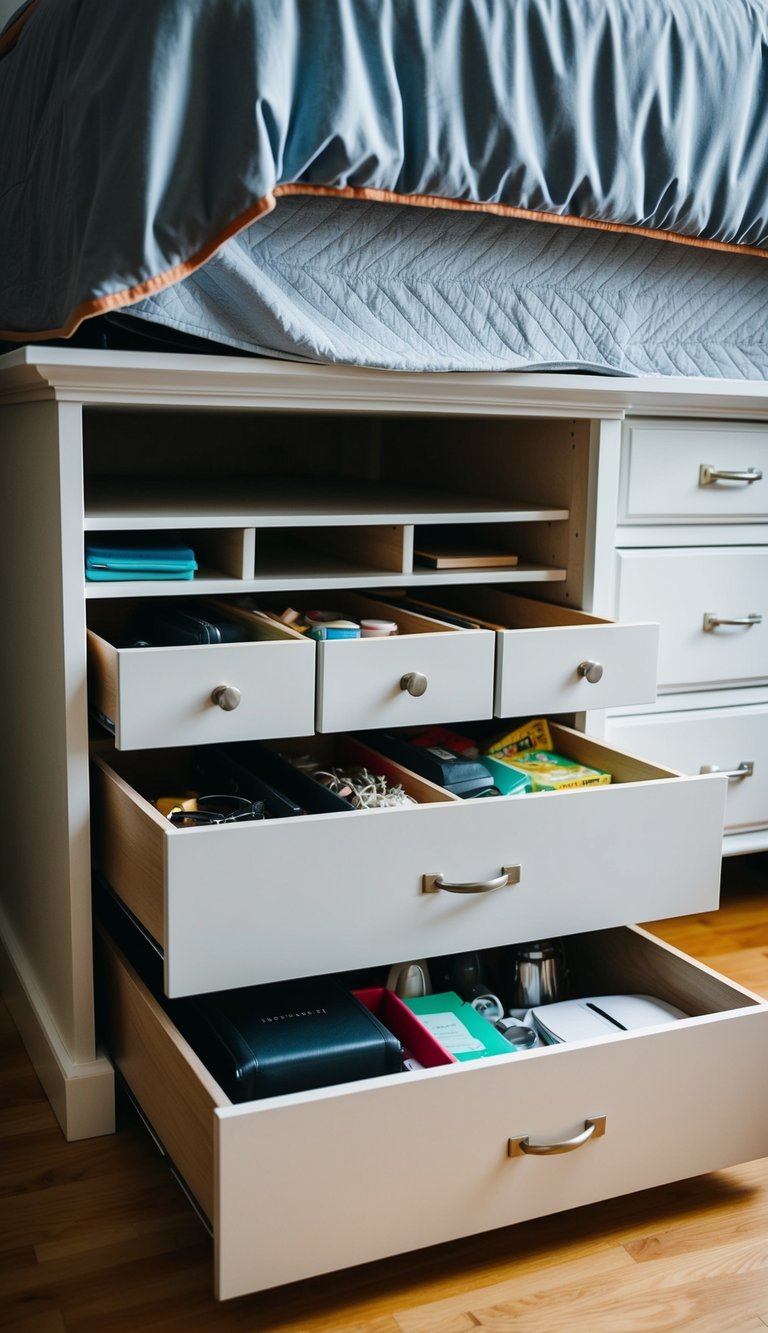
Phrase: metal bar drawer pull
[
  {"left": 699, "top": 465, "right": 763, "bottom": 486},
  {"left": 422, "top": 865, "right": 521, "bottom": 895},
  {"left": 702, "top": 612, "right": 762, "bottom": 632},
  {"left": 700, "top": 761, "right": 754, "bottom": 781},
  {"left": 508, "top": 1116, "right": 607, "bottom": 1157}
]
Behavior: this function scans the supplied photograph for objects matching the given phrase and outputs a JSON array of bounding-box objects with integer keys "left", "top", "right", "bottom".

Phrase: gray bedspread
[
  {"left": 124, "top": 196, "right": 768, "bottom": 377},
  {"left": 2, "top": 0, "right": 768, "bottom": 370}
]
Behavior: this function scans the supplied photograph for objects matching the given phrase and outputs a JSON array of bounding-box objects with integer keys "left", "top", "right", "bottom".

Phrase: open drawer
[
  {"left": 86, "top": 600, "right": 314, "bottom": 749},
  {"left": 406, "top": 589, "right": 660, "bottom": 715},
  {"left": 90, "top": 725, "right": 727, "bottom": 997},
  {"left": 96, "top": 923, "right": 768, "bottom": 1300},
  {"left": 260, "top": 592, "right": 495, "bottom": 732}
]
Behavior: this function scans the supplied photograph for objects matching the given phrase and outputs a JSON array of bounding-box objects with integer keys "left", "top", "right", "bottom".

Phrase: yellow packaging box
[
  {"left": 485, "top": 717, "right": 552, "bottom": 759},
  {"left": 498, "top": 750, "right": 612, "bottom": 791}
]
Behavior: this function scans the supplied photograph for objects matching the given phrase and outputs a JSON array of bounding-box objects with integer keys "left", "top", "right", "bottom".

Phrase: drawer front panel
[
  {"left": 216, "top": 1003, "right": 768, "bottom": 1297},
  {"left": 88, "top": 633, "right": 316, "bottom": 750},
  {"left": 494, "top": 621, "right": 659, "bottom": 715},
  {"left": 315, "top": 628, "right": 494, "bottom": 731},
  {"left": 605, "top": 705, "right": 768, "bottom": 833},
  {"left": 98, "top": 927, "right": 768, "bottom": 1301},
  {"left": 92, "top": 731, "right": 727, "bottom": 997},
  {"left": 621, "top": 421, "right": 768, "bottom": 523},
  {"left": 615, "top": 548, "right": 768, "bottom": 690}
]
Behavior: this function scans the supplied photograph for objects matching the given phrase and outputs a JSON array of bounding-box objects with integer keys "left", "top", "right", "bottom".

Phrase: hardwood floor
[{"left": 3, "top": 854, "right": 768, "bottom": 1332}]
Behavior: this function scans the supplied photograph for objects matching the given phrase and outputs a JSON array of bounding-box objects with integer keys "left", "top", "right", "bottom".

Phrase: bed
[{"left": 3, "top": 0, "right": 768, "bottom": 376}]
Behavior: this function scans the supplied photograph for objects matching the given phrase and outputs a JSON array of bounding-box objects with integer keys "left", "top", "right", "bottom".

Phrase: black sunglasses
[{"left": 167, "top": 794, "right": 265, "bottom": 827}]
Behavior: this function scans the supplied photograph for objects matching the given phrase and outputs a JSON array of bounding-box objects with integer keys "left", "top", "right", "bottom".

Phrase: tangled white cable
[{"left": 314, "top": 766, "right": 416, "bottom": 809}]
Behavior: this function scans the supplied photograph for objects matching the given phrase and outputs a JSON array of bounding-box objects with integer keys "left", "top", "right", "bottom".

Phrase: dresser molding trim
[
  {"left": 5, "top": 349, "right": 768, "bottom": 420},
  {"left": 0, "top": 909, "right": 114, "bottom": 1140}
]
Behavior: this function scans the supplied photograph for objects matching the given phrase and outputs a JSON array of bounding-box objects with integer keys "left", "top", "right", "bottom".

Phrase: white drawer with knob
[
  {"left": 414, "top": 589, "right": 660, "bottom": 715},
  {"left": 619, "top": 421, "right": 768, "bottom": 524},
  {"left": 615, "top": 548, "right": 768, "bottom": 691},
  {"left": 87, "top": 602, "right": 315, "bottom": 749},
  {"left": 90, "top": 725, "right": 727, "bottom": 997},
  {"left": 97, "top": 922, "right": 768, "bottom": 1300},
  {"left": 307, "top": 594, "right": 495, "bottom": 732},
  {"left": 605, "top": 703, "right": 768, "bottom": 834}
]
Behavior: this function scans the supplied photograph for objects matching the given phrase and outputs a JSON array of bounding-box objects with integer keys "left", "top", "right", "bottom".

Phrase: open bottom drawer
[
  {"left": 97, "top": 925, "right": 768, "bottom": 1300},
  {"left": 90, "top": 724, "right": 728, "bottom": 996}
]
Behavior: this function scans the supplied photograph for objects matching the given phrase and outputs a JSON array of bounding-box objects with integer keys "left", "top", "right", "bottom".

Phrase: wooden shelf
[
  {"left": 83, "top": 561, "right": 567, "bottom": 598},
  {"left": 83, "top": 476, "right": 569, "bottom": 529}
]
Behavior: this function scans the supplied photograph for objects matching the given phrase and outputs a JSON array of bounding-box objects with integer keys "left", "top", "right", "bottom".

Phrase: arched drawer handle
[
  {"left": 508, "top": 1115, "right": 607, "bottom": 1157},
  {"left": 702, "top": 612, "right": 762, "bottom": 632},
  {"left": 700, "top": 761, "right": 754, "bottom": 781},
  {"left": 577, "top": 659, "right": 604, "bottom": 684},
  {"left": 211, "top": 684, "right": 241, "bottom": 711},
  {"left": 400, "top": 671, "right": 428, "bottom": 697},
  {"left": 422, "top": 865, "right": 521, "bottom": 895},
  {"left": 699, "top": 464, "right": 763, "bottom": 486}
]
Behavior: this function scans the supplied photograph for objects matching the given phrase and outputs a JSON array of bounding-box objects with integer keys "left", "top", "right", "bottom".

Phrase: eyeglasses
[{"left": 166, "top": 794, "right": 265, "bottom": 827}]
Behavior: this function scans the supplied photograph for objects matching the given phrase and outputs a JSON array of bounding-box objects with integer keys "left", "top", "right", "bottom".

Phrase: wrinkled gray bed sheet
[{"left": 122, "top": 196, "right": 768, "bottom": 377}]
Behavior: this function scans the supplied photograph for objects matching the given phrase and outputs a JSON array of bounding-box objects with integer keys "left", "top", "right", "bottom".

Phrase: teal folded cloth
[{"left": 85, "top": 542, "right": 197, "bottom": 581}]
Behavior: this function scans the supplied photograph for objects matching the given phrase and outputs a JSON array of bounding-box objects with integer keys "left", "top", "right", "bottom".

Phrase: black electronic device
[
  {"left": 191, "top": 746, "right": 306, "bottom": 819},
  {"left": 124, "top": 601, "right": 250, "bottom": 647},
  {"left": 199, "top": 742, "right": 355, "bottom": 814},
  {"left": 358, "top": 731, "right": 498, "bottom": 799}
]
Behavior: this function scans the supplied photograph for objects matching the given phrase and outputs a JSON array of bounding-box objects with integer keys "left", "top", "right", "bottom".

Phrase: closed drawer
[
  {"left": 615, "top": 548, "right": 768, "bottom": 690},
  {"left": 605, "top": 704, "right": 768, "bottom": 834},
  {"left": 90, "top": 725, "right": 727, "bottom": 997},
  {"left": 87, "top": 602, "right": 314, "bottom": 749},
  {"left": 414, "top": 589, "right": 659, "bottom": 714},
  {"left": 97, "top": 924, "right": 768, "bottom": 1300},
  {"left": 620, "top": 420, "right": 768, "bottom": 523}
]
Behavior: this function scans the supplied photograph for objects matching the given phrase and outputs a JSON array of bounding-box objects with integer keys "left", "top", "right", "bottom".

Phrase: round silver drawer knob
[
  {"left": 577, "top": 659, "right": 604, "bottom": 684},
  {"left": 211, "top": 683, "right": 241, "bottom": 711},
  {"left": 400, "top": 671, "right": 428, "bottom": 697}
]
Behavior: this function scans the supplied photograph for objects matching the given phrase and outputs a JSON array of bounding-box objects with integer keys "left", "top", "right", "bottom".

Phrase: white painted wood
[
  {"left": 0, "top": 402, "right": 99, "bottom": 1065},
  {"left": 615, "top": 548, "right": 768, "bottom": 690},
  {"left": 315, "top": 626, "right": 494, "bottom": 731},
  {"left": 83, "top": 561, "right": 568, "bottom": 598},
  {"left": 495, "top": 621, "right": 659, "bottom": 716},
  {"left": 608, "top": 684, "right": 768, "bottom": 716},
  {"left": 605, "top": 704, "right": 768, "bottom": 833},
  {"left": 582, "top": 418, "right": 623, "bottom": 614},
  {"left": 620, "top": 420, "right": 768, "bottom": 524},
  {"left": 722, "top": 828, "right": 768, "bottom": 855},
  {"left": 89, "top": 633, "right": 316, "bottom": 750},
  {"left": 9, "top": 347, "right": 768, "bottom": 421},
  {"left": 213, "top": 933, "right": 768, "bottom": 1297},
  {"left": 92, "top": 735, "right": 726, "bottom": 996},
  {"left": 616, "top": 521, "right": 768, "bottom": 548},
  {"left": 0, "top": 908, "right": 115, "bottom": 1140}
]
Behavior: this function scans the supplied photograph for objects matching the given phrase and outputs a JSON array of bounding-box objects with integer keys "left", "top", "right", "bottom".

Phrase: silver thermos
[{"left": 510, "top": 940, "right": 564, "bottom": 1008}]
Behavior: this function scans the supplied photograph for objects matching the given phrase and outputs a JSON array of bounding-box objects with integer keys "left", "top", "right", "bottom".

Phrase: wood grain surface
[{"left": 2, "top": 853, "right": 767, "bottom": 1331}]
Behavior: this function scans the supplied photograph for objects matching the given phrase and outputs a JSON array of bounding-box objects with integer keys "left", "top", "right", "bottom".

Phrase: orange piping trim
[
  {"left": 0, "top": 0, "right": 40, "bottom": 57},
  {"left": 3, "top": 183, "right": 767, "bottom": 344}
]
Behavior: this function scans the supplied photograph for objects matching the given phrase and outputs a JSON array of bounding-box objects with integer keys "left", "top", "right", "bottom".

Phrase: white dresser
[
  {"left": 1, "top": 350, "right": 767, "bottom": 1301},
  {"left": 605, "top": 420, "right": 768, "bottom": 855}
]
